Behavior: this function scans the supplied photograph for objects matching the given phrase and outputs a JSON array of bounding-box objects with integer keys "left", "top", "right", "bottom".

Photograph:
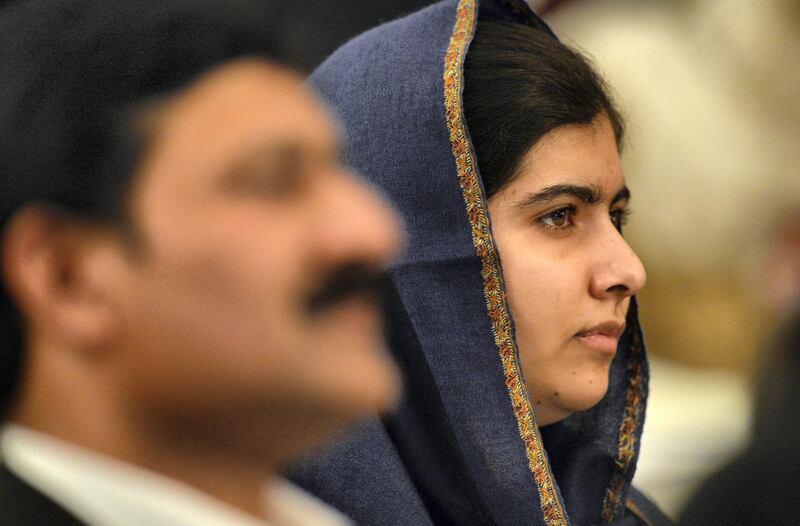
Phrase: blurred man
[{"left": 0, "top": 1, "right": 402, "bottom": 524}]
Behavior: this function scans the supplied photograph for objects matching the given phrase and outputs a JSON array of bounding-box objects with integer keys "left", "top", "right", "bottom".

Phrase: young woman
[{"left": 291, "top": 1, "right": 671, "bottom": 524}]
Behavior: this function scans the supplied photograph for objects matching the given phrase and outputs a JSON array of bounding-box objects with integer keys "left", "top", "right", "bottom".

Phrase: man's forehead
[{"left": 155, "top": 58, "right": 339, "bottom": 156}]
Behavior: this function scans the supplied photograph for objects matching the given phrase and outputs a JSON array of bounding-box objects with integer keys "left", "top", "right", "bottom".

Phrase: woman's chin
[
  {"left": 562, "top": 381, "right": 611, "bottom": 414},
  {"left": 535, "top": 381, "right": 610, "bottom": 426}
]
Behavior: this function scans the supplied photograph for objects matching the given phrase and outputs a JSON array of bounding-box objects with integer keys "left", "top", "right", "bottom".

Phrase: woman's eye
[
  {"left": 539, "top": 206, "right": 575, "bottom": 229},
  {"left": 610, "top": 208, "right": 631, "bottom": 232}
]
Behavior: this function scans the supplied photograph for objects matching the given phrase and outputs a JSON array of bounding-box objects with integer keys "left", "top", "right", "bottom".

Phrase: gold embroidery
[
  {"left": 442, "top": 1, "right": 567, "bottom": 523},
  {"left": 601, "top": 327, "right": 646, "bottom": 522}
]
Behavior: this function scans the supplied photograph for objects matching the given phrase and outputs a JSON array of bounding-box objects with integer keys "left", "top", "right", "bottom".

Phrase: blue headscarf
[{"left": 290, "top": 1, "right": 671, "bottom": 524}]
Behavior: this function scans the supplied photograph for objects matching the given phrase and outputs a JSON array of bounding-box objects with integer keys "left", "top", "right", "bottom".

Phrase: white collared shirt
[{"left": 0, "top": 424, "right": 350, "bottom": 526}]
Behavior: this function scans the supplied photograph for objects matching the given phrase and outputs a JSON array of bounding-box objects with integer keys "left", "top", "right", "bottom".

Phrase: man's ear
[{"left": 2, "top": 206, "right": 124, "bottom": 354}]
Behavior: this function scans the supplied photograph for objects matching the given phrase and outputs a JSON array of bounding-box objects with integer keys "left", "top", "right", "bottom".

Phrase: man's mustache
[{"left": 304, "top": 263, "right": 391, "bottom": 316}]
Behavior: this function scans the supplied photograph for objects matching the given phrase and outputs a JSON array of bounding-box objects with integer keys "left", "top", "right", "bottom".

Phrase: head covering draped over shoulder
[{"left": 289, "top": 1, "right": 669, "bottom": 525}]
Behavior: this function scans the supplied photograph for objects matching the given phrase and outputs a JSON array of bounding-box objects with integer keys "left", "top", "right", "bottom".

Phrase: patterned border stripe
[
  {"left": 442, "top": 1, "right": 568, "bottom": 524},
  {"left": 601, "top": 328, "right": 646, "bottom": 523}
]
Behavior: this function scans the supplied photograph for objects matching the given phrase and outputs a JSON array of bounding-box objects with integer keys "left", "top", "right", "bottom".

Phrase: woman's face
[{"left": 488, "top": 115, "right": 646, "bottom": 426}]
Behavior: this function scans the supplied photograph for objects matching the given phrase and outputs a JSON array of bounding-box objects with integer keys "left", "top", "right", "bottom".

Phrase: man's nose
[{"left": 318, "top": 169, "right": 405, "bottom": 269}]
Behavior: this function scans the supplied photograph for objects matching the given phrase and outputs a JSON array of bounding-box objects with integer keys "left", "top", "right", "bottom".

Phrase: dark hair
[
  {"left": 0, "top": 0, "right": 299, "bottom": 418},
  {"left": 463, "top": 21, "right": 625, "bottom": 198}
]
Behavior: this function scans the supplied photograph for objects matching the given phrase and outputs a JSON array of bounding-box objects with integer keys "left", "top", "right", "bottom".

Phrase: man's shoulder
[{"left": 0, "top": 463, "right": 86, "bottom": 526}]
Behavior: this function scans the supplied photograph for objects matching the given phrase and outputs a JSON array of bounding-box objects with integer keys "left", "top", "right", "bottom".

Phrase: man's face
[
  {"left": 488, "top": 116, "right": 646, "bottom": 426},
  {"left": 100, "top": 60, "right": 403, "bottom": 458}
]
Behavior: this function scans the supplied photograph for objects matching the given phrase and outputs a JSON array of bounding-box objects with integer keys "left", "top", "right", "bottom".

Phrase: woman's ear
[{"left": 2, "top": 206, "right": 124, "bottom": 354}]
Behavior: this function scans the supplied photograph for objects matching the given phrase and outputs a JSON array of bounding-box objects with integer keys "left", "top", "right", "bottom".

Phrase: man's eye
[
  {"left": 222, "top": 169, "right": 305, "bottom": 200},
  {"left": 252, "top": 172, "right": 303, "bottom": 198},
  {"left": 538, "top": 206, "right": 575, "bottom": 229},
  {"left": 610, "top": 208, "right": 631, "bottom": 232}
]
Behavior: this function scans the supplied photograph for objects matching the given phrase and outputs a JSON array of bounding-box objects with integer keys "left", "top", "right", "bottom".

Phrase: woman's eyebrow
[
  {"left": 513, "top": 184, "right": 631, "bottom": 209},
  {"left": 612, "top": 186, "right": 631, "bottom": 204},
  {"left": 514, "top": 184, "right": 600, "bottom": 208}
]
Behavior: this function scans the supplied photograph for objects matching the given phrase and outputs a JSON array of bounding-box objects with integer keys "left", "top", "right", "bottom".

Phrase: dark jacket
[{"left": 0, "top": 464, "right": 85, "bottom": 526}]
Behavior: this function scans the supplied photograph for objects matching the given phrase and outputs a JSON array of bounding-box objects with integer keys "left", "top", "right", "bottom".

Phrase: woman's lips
[{"left": 574, "top": 322, "right": 625, "bottom": 355}]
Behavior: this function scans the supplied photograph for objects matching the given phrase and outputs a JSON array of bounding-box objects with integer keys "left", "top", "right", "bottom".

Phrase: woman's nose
[{"left": 589, "top": 227, "right": 647, "bottom": 301}]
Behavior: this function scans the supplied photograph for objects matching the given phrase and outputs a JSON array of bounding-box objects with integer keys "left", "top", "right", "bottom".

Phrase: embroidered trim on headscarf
[
  {"left": 442, "top": 1, "right": 567, "bottom": 524},
  {"left": 601, "top": 327, "right": 646, "bottom": 522}
]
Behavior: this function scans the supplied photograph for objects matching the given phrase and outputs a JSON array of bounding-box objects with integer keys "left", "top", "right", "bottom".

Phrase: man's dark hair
[
  {"left": 463, "top": 21, "right": 625, "bottom": 198},
  {"left": 0, "top": 0, "right": 299, "bottom": 418}
]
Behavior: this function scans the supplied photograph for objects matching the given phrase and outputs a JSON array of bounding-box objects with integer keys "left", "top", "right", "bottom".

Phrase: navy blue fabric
[
  {"left": 290, "top": 418, "right": 433, "bottom": 525},
  {"left": 288, "top": 1, "right": 668, "bottom": 525}
]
